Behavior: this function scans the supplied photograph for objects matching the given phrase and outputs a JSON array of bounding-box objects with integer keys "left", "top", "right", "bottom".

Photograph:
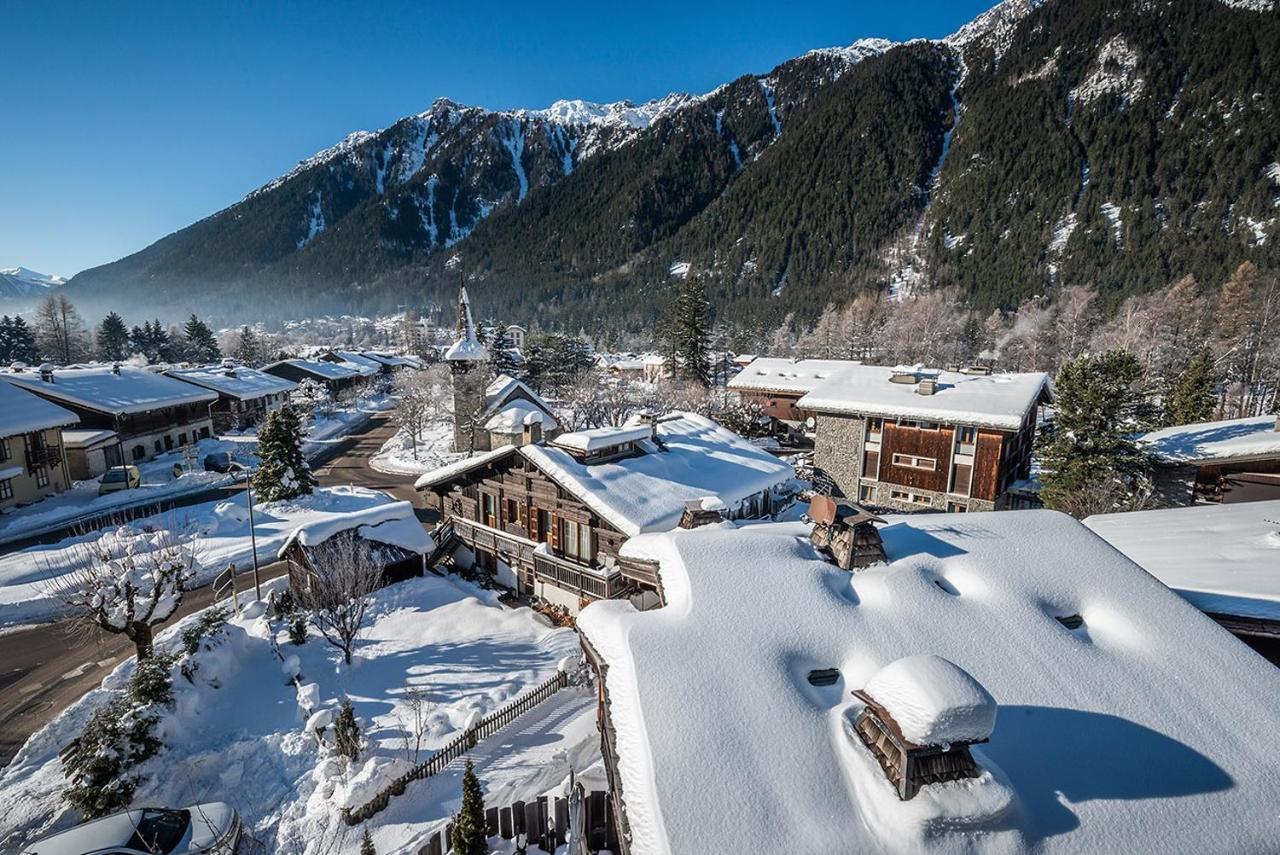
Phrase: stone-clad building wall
[{"left": 813, "top": 413, "right": 865, "bottom": 498}]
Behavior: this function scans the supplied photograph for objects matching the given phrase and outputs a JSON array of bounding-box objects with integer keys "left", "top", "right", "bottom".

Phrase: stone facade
[
  {"left": 813, "top": 413, "right": 866, "bottom": 499},
  {"left": 451, "top": 360, "right": 487, "bottom": 452}
]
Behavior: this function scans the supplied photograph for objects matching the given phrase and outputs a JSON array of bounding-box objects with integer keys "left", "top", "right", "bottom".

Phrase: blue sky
[{"left": 2, "top": 0, "right": 995, "bottom": 277}]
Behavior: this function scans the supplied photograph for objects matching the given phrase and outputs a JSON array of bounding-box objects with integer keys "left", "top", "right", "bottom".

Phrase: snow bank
[{"left": 862, "top": 655, "right": 996, "bottom": 746}]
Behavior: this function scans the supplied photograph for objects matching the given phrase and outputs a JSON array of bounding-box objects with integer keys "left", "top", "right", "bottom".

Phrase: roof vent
[
  {"left": 960, "top": 364, "right": 992, "bottom": 376},
  {"left": 888, "top": 365, "right": 920, "bottom": 384},
  {"left": 1055, "top": 614, "right": 1084, "bottom": 630},
  {"left": 916, "top": 377, "right": 937, "bottom": 396},
  {"left": 808, "top": 495, "right": 886, "bottom": 570},
  {"left": 38, "top": 363, "right": 55, "bottom": 383},
  {"left": 679, "top": 497, "right": 726, "bottom": 529},
  {"left": 807, "top": 668, "right": 840, "bottom": 687},
  {"left": 852, "top": 655, "right": 994, "bottom": 800}
]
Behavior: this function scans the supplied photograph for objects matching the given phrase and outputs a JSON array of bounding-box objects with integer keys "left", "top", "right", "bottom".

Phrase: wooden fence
[
  {"left": 411, "top": 786, "right": 618, "bottom": 855},
  {"left": 342, "top": 670, "right": 571, "bottom": 825}
]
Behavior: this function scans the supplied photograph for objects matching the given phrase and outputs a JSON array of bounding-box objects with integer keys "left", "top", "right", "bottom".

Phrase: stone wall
[{"left": 813, "top": 413, "right": 865, "bottom": 498}]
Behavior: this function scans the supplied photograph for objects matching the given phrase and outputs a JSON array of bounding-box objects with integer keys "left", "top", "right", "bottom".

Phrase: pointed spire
[{"left": 445, "top": 286, "right": 488, "bottom": 362}]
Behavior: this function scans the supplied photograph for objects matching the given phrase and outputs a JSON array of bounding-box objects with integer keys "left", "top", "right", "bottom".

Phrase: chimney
[
  {"left": 38, "top": 363, "right": 55, "bottom": 383},
  {"left": 679, "top": 497, "right": 726, "bottom": 529},
  {"left": 112, "top": 362, "right": 121, "bottom": 375},
  {"left": 960, "top": 364, "right": 992, "bottom": 376},
  {"left": 888, "top": 365, "right": 919, "bottom": 384},
  {"left": 522, "top": 411, "right": 544, "bottom": 446},
  {"left": 808, "top": 495, "right": 886, "bottom": 570},
  {"left": 916, "top": 377, "right": 937, "bottom": 396}
]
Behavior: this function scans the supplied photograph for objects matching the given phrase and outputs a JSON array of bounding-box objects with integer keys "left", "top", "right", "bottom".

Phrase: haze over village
[{"left": 2, "top": 0, "right": 1280, "bottom": 853}]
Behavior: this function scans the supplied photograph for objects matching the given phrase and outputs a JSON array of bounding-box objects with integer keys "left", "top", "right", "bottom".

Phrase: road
[{"left": 0, "top": 414, "right": 425, "bottom": 768}]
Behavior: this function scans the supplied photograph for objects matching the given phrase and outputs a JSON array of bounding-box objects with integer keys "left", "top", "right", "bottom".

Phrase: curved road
[{"left": 0, "top": 414, "right": 427, "bottom": 768}]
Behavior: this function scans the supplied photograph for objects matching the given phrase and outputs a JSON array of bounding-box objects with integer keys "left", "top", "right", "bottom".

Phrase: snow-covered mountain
[{"left": 0, "top": 267, "right": 64, "bottom": 299}]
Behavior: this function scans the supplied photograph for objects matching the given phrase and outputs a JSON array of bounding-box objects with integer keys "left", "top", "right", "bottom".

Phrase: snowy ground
[
  {"left": 0, "top": 574, "right": 594, "bottom": 854},
  {"left": 369, "top": 419, "right": 465, "bottom": 476},
  {"left": 0, "top": 394, "right": 393, "bottom": 546},
  {"left": 0, "top": 486, "right": 395, "bottom": 628}
]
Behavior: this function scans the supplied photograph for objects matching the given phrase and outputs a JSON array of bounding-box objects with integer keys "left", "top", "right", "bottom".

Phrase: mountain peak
[{"left": 0, "top": 266, "right": 65, "bottom": 299}]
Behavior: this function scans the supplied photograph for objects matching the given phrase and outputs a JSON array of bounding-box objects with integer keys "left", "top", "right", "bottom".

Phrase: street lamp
[{"left": 227, "top": 459, "right": 262, "bottom": 601}]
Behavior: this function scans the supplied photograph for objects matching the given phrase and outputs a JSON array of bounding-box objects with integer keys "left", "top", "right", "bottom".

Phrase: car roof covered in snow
[
  {"left": 726, "top": 357, "right": 858, "bottom": 394},
  {"left": 1085, "top": 500, "right": 1280, "bottom": 622},
  {"left": 0, "top": 378, "right": 79, "bottom": 436},
  {"left": 797, "top": 364, "right": 1048, "bottom": 430},
  {"left": 3, "top": 366, "right": 216, "bottom": 416},
  {"left": 167, "top": 364, "right": 297, "bottom": 400},
  {"left": 577, "top": 510, "right": 1280, "bottom": 854},
  {"left": 1137, "top": 414, "right": 1280, "bottom": 464}
]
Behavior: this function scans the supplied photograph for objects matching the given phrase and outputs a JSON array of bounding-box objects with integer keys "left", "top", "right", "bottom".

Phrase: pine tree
[
  {"left": 9, "top": 316, "right": 39, "bottom": 364},
  {"left": 333, "top": 698, "right": 360, "bottom": 762},
  {"left": 1038, "top": 351, "right": 1153, "bottom": 518},
  {"left": 451, "top": 759, "right": 487, "bottom": 855},
  {"left": 1164, "top": 349, "right": 1216, "bottom": 426},
  {"left": 232, "top": 325, "right": 260, "bottom": 366},
  {"left": 360, "top": 828, "right": 376, "bottom": 855},
  {"left": 663, "top": 275, "right": 712, "bottom": 387},
  {"left": 96, "top": 312, "right": 131, "bottom": 361},
  {"left": 182, "top": 314, "right": 221, "bottom": 363},
  {"left": 252, "top": 407, "right": 316, "bottom": 502}
]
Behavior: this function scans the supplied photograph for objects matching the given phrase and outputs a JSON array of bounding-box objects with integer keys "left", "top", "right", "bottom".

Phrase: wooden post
[
  {"left": 554, "top": 797, "right": 569, "bottom": 845},
  {"left": 512, "top": 800, "right": 526, "bottom": 836},
  {"left": 485, "top": 807, "right": 499, "bottom": 837},
  {"left": 499, "top": 806, "right": 514, "bottom": 839},
  {"left": 524, "top": 799, "right": 542, "bottom": 843}
]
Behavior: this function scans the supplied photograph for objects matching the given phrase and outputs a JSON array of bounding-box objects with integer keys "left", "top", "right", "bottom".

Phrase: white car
[{"left": 23, "top": 803, "right": 240, "bottom": 854}]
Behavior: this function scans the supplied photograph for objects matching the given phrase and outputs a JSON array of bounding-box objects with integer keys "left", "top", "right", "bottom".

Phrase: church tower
[{"left": 445, "top": 286, "right": 489, "bottom": 452}]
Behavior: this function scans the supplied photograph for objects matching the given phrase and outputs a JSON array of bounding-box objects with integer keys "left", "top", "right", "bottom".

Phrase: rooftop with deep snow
[
  {"left": 578, "top": 510, "right": 1280, "bottom": 854},
  {"left": 167, "top": 364, "right": 298, "bottom": 400},
  {"left": 0, "top": 379, "right": 79, "bottom": 436},
  {"left": 2, "top": 366, "right": 217, "bottom": 415},
  {"left": 726, "top": 358, "right": 858, "bottom": 394},
  {"left": 1137, "top": 414, "right": 1280, "bottom": 463}
]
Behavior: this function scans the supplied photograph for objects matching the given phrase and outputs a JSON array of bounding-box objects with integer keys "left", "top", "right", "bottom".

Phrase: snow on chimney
[
  {"left": 917, "top": 377, "right": 937, "bottom": 396},
  {"left": 38, "top": 363, "right": 55, "bottom": 383},
  {"left": 522, "top": 410, "right": 544, "bottom": 446},
  {"left": 679, "top": 497, "right": 726, "bottom": 529},
  {"left": 808, "top": 495, "right": 886, "bottom": 570}
]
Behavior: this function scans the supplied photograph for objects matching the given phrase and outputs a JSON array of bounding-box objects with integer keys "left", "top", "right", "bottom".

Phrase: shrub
[
  {"left": 334, "top": 698, "right": 360, "bottom": 762},
  {"left": 289, "top": 615, "right": 309, "bottom": 646}
]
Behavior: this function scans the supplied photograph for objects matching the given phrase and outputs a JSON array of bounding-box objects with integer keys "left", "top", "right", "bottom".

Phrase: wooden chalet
[
  {"left": 277, "top": 502, "right": 432, "bottom": 589},
  {"left": 166, "top": 362, "right": 296, "bottom": 433},
  {"left": 1139, "top": 414, "right": 1280, "bottom": 506}
]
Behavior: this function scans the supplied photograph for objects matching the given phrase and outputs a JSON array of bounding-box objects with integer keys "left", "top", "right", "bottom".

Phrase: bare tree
[
  {"left": 392, "top": 369, "right": 433, "bottom": 459},
  {"left": 292, "top": 532, "right": 382, "bottom": 665},
  {"left": 395, "top": 685, "right": 436, "bottom": 764},
  {"left": 34, "top": 293, "right": 90, "bottom": 364},
  {"left": 47, "top": 525, "right": 199, "bottom": 660}
]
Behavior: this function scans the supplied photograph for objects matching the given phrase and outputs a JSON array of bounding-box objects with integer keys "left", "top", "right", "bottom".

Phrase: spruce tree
[
  {"left": 96, "top": 312, "right": 130, "bottom": 361},
  {"left": 9, "top": 316, "right": 38, "bottom": 364},
  {"left": 1038, "top": 351, "right": 1152, "bottom": 517},
  {"left": 333, "top": 698, "right": 360, "bottom": 762},
  {"left": 360, "top": 828, "right": 376, "bottom": 855},
  {"left": 1164, "top": 349, "right": 1216, "bottom": 426},
  {"left": 451, "top": 759, "right": 487, "bottom": 855},
  {"left": 233, "top": 325, "right": 260, "bottom": 366},
  {"left": 0, "top": 316, "right": 13, "bottom": 363},
  {"left": 663, "top": 275, "right": 712, "bottom": 387},
  {"left": 183, "top": 314, "right": 221, "bottom": 363},
  {"left": 252, "top": 407, "right": 316, "bottom": 502}
]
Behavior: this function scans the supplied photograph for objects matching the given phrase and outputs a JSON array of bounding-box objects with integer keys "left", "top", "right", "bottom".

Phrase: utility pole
[{"left": 229, "top": 459, "right": 262, "bottom": 600}]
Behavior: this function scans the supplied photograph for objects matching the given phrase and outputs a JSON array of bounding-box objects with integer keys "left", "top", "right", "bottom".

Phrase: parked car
[
  {"left": 97, "top": 465, "right": 141, "bottom": 496},
  {"left": 23, "top": 803, "right": 240, "bottom": 854}
]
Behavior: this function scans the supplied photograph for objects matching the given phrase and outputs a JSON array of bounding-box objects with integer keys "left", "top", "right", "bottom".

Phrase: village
[{"left": 0, "top": 278, "right": 1278, "bottom": 855}]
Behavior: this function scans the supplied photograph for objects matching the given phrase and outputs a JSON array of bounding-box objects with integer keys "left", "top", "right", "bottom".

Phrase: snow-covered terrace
[
  {"left": 578, "top": 510, "right": 1280, "bottom": 853},
  {"left": 726, "top": 357, "right": 856, "bottom": 395},
  {"left": 0, "top": 379, "right": 79, "bottom": 436},
  {"left": 2, "top": 366, "right": 216, "bottom": 415},
  {"left": 798, "top": 364, "right": 1049, "bottom": 430},
  {"left": 1137, "top": 414, "right": 1280, "bottom": 464},
  {"left": 1085, "top": 500, "right": 1280, "bottom": 623},
  {"left": 167, "top": 365, "right": 297, "bottom": 400}
]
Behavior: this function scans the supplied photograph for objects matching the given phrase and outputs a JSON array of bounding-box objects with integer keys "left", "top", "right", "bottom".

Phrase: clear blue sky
[{"left": 2, "top": 0, "right": 995, "bottom": 277}]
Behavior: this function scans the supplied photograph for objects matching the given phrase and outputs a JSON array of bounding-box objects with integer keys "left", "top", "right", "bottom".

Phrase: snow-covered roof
[
  {"left": 329, "top": 351, "right": 382, "bottom": 376},
  {"left": 277, "top": 501, "right": 432, "bottom": 558},
  {"left": 167, "top": 365, "right": 297, "bottom": 400},
  {"left": 0, "top": 378, "right": 79, "bottom": 436},
  {"left": 1138, "top": 415, "right": 1280, "bottom": 464},
  {"left": 484, "top": 399, "right": 560, "bottom": 434},
  {"left": 551, "top": 424, "right": 651, "bottom": 453},
  {"left": 861, "top": 654, "right": 996, "bottom": 746},
  {"left": 61, "top": 428, "right": 118, "bottom": 448},
  {"left": 271, "top": 358, "right": 361, "bottom": 381},
  {"left": 361, "top": 351, "right": 419, "bottom": 368},
  {"left": 578, "top": 511, "right": 1280, "bottom": 854},
  {"left": 726, "top": 357, "right": 858, "bottom": 394},
  {"left": 521, "top": 412, "right": 793, "bottom": 536},
  {"left": 414, "top": 446, "right": 520, "bottom": 490},
  {"left": 482, "top": 374, "right": 556, "bottom": 427},
  {"left": 1085, "top": 500, "right": 1280, "bottom": 622},
  {"left": 797, "top": 364, "right": 1048, "bottom": 430},
  {"left": 445, "top": 287, "right": 488, "bottom": 362},
  {"left": 2, "top": 366, "right": 216, "bottom": 416}
]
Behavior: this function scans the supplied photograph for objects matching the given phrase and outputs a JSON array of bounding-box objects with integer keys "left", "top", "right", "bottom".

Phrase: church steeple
[
  {"left": 446, "top": 285, "right": 489, "bottom": 452},
  {"left": 445, "top": 286, "right": 488, "bottom": 362}
]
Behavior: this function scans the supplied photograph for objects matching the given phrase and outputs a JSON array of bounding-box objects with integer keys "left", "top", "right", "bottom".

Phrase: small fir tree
[
  {"left": 95, "top": 312, "right": 131, "bottom": 361},
  {"left": 233, "top": 325, "right": 261, "bottom": 366},
  {"left": 662, "top": 275, "right": 713, "bottom": 387},
  {"left": 1164, "top": 349, "right": 1216, "bottom": 426},
  {"left": 360, "top": 828, "right": 377, "bottom": 855},
  {"left": 333, "top": 698, "right": 360, "bottom": 762},
  {"left": 1038, "top": 350, "right": 1152, "bottom": 517},
  {"left": 451, "top": 759, "right": 487, "bottom": 855},
  {"left": 253, "top": 406, "right": 316, "bottom": 502},
  {"left": 182, "top": 313, "right": 221, "bottom": 363}
]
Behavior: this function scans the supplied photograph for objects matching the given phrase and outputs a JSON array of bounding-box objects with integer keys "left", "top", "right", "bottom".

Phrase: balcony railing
[{"left": 26, "top": 446, "right": 62, "bottom": 469}]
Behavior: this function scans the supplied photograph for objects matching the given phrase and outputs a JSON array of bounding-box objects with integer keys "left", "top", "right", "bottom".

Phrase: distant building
[
  {"left": 641, "top": 355, "right": 668, "bottom": 384},
  {"left": 1138, "top": 414, "right": 1280, "bottom": 505},
  {"left": 727, "top": 357, "right": 854, "bottom": 422},
  {"left": 4, "top": 364, "right": 215, "bottom": 465},
  {"left": 504, "top": 324, "right": 528, "bottom": 351},
  {"left": 167, "top": 362, "right": 297, "bottom": 433},
  {"left": 262, "top": 358, "right": 367, "bottom": 395},
  {"left": 318, "top": 350, "right": 384, "bottom": 380},
  {"left": 0, "top": 380, "right": 78, "bottom": 509}
]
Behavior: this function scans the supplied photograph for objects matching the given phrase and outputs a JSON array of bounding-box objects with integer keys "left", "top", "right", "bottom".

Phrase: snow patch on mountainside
[
  {"left": 946, "top": 0, "right": 1047, "bottom": 65},
  {"left": 1100, "top": 201, "right": 1124, "bottom": 247},
  {"left": 297, "top": 191, "right": 325, "bottom": 249},
  {"left": 521, "top": 94, "right": 698, "bottom": 130},
  {"left": 1072, "top": 36, "right": 1145, "bottom": 107},
  {"left": 1218, "top": 0, "right": 1274, "bottom": 11},
  {"left": 802, "top": 38, "right": 896, "bottom": 68}
]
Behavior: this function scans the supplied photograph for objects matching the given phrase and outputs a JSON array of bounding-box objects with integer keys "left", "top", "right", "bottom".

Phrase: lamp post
[{"left": 228, "top": 459, "right": 261, "bottom": 601}]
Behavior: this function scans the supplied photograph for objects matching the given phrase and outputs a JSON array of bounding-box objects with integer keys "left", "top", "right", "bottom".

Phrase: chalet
[
  {"left": 504, "top": 324, "right": 527, "bottom": 351},
  {"left": 477, "top": 375, "right": 560, "bottom": 450},
  {"left": 318, "top": 350, "right": 384, "bottom": 380},
  {"left": 262, "top": 358, "right": 366, "bottom": 395},
  {"left": 726, "top": 357, "right": 855, "bottom": 422},
  {"left": 278, "top": 501, "right": 433, "bottom": 588},
  {"left": 0, "top": 379, "right": 78, "bottom": 509},
  {"left": 3, "top": 365, "right": 215, "bottom": 465},
  {"left": 1138, "top": 414, "right": 1280, "bottom": 505},
  {"left": 167, "top": 362, "right": 297, "bottom": 433},
  {"left": 641, "top": 355, "right": 668, "bottom": 384},
  {"left": 360, "top": 350, "right": 422, "bottom": 373},
  {"left": 1086, "top": 500, "right": 1280, "bottom": 660},
  {"left": 416, "top": 412, "right": 795, "bottom": 615},
  {"left": 576, "top": 509, "right": 1280, "bottom": 854},
  {"left": 797, "top": 363, "right": 1049, "bottom": 512}
]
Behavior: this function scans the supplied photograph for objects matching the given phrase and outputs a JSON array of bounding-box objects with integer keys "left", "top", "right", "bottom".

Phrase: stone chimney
[
  {"left": 522, "top": 411, "right": 544, "bottom": 446},
  {"left": 808, "top": 495, "right": 886, "bottom": 570},
  {"left": 916, "top": 377, "right": 937, "bottom": 396}
]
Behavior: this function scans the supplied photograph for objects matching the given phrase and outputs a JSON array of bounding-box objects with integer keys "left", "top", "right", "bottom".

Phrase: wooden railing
[
  {"left": 532, "top": 553, "right": 631, "bottom": 600},
  {"left": 26, "top": 445, "right": 62, "bottom": 468},
  {"left": 342, "top": 670, "right": 570, "bottom": 825}
]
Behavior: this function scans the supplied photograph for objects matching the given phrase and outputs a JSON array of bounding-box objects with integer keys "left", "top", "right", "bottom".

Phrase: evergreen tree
[
  {"left": 252, "top": 407, "right": 316, "bottom": 502},
  {"left": 96, "top": 312, "right": 131, "bottom": 361},
  {"left": 451, "top": 759, "right": 487, "bottom": 855},
  {"left": 360, "top": 828, "right": 376, "bottom": 855},
  {"left": 333, "top": 698, "right": 360, "bottom": 762},
  {"left": 8, "top": 316, "right": 39, "bottom": 364},
  {"left": 1164, "top": 349, "right": 1216, "bottom": 426},
  {"left": 662, "top": 275, "right": 713, "bottom": 386},
  {"left": 232, "top": 325, "right": 260, "bottom": 366},
  {"left": 0, "top": 316, "right": 14, "bottom": 363},
  {"left": 182, "top": 313, "right": 221, "bottom": 363},
  {"left": 1038, "top": 351, "right": 1153, "bottom": 517}
]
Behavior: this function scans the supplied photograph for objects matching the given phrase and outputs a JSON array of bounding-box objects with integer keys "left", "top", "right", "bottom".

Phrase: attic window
[
  {"left": 807, "top": 668, "right": 840, "bottom": 687},
  {"left": 1056, "top": 614, "right": 1084, "bottom": 630}
]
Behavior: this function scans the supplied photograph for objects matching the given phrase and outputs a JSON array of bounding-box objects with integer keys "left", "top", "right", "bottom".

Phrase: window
[
  {"left": 35, "top": 466, "right": 49, "bottom": 488},
  {"left": 200, "top": 427, "right": 210, "bottom": 439},
  {"left": 946, "top": 501, "right": 968, "bottom": 513},
  {"left": 481, "top": 493, "right": 497, "bottom": 527},
  {"left": 867, "top": 417, "right": 883, "bottom": 440},
  {"left": 951, "top": 462, "right": 973, "bottom": 496},
  {"left": 0, "top": 438, "right": 9, "bottom": 462},
  {"left": 0, "top": 479, "right": 11, "bottom": 501},
  {"left": 178, "top": 432, "right": 188, "bottom": 446},
  {"left": 561, "top": 519, "right": 593, "bottom": 561},
  {"left": 537, "top": 509, "right": 552, "bottom": 543},
  {"left": 154, "top": 440, "right": 163, "bottom": 454},
  {"left": 892, "top": 453, "right": 936, "bottom": 471},
  {"left": 863, "top": 448, "right": 880, "bottom": 479},
  {"left": 506, "top": 498, "right": 521, "bottom": 526},
  {"left": 890, "top": 490, "right": 933, "bottom": 507},
  {"left": 897, "top": 419, "right": 939, "bottom": 431},
  {"left": 956, "top": 426, "right": 977, "bottom": 445},
  {"left": 858, "top": 484, "right": 875, "bottom": 503},
  {"left": 132, "top": 445, "right": 146, "bottom": 461}
]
